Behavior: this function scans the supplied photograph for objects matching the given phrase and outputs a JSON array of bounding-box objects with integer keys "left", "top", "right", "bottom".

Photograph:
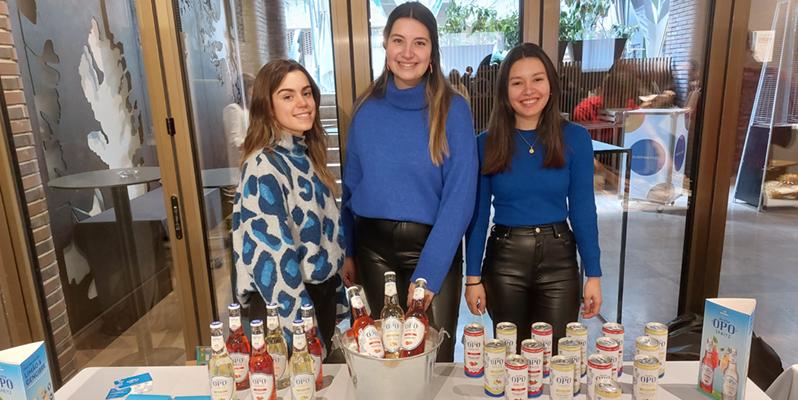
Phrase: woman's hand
[
  {"left": 581, "top": 277, "right": 602, "bottom": 319},
  {"left": 407, "top": 282, "right": 435, "bottom": 310},
  {"left": 464, "top": 276, "right": 486, "bottom": 315},
  {"left": 341, "top": 257, "right": 356, "bottom": 287}
]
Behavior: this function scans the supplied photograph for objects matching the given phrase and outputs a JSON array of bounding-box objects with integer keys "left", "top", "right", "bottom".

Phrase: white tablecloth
[{"left": 55, "top": 361, "right": 769, "bottom": 399}]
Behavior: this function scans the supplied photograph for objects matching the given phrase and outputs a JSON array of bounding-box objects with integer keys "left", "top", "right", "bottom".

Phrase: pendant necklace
[{"left": 517, "top": 131, "right": 539, "bottom": 155}]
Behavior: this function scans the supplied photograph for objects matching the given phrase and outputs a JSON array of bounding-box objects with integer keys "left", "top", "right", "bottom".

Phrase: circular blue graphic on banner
[
  {"left": 674, "top": 135, "right": 686, "bottom": 171},
  {"left": 630, "top": 139, "right": 666, "bottom": 176}
]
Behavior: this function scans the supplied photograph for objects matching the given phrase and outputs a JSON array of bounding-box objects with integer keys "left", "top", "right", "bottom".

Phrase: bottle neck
[
  {"left": 352, "top": 305, "right": 368, "bottom": 319},
  {"left": 293, "top": 332, "right": 307, "bottom": 353},
  {"left": 211, "top": 333, "right": 228, "bottom": 355},
  {"left": 410, "top": 296, "right": 424, "bottom": 310},
  {"left": 384, "top": 294, "right": 399, "bottom": 305}
]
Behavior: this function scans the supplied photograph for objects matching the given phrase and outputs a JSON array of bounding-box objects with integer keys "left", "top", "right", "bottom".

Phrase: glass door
[
  {"left": 553, "top": 0, "right": 714, "bottom": 351},
  {"left": 159, "top": 0, "right": 353, "bottom": 327},
  {"left": 2, "top": 0, "right": 205, "bottom": 379}
]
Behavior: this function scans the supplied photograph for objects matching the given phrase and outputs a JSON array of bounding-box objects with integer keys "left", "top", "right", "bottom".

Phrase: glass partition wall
[
  {"left": 554, "top": 0, "right": 713, "bottom": 357},
  {"left": 4, "top": 0, "right": 194, "bottom": 379},
  {"left": 718, "top": 0, "right": 798, "bottom": 366},
  {"left": 172, "top": 0, "right": 347, "bottom": 328}
]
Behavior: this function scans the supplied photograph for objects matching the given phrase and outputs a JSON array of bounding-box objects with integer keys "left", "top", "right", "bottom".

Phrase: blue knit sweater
[
  {"left": 342, "top": 77, "right": 478, "bottom": 293},
  {"left": 465, "top": 123, "right": 602, "bottom": 277}
]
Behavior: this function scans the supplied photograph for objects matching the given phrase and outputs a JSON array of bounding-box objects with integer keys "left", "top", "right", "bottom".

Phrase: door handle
[{"left": 170, "top": 195, "right": 183, "bottom": 240}]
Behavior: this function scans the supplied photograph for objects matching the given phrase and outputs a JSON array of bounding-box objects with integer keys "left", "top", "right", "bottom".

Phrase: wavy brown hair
[
  {"left": 354, "top": 1, "right": 454, "bottom": 166},
  {"left": 240, "top": 59, "right": 338, "bottom": 195},
  {"left": 483, "top": 43, "right": 566, "bottom": 174}
]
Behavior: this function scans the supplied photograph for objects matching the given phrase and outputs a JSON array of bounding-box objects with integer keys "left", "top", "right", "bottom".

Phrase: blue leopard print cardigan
[{"left": 232, "top": 133, "right": 347, "bottom": 347}]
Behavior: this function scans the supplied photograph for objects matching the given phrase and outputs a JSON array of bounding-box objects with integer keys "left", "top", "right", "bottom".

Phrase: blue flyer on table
[{"left": 697, "top": 298, "right": 756, "bottom": 400}]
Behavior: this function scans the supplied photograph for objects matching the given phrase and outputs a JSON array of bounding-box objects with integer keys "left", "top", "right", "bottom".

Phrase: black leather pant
[
  {"left": 355, "top": 217, "right": 462, "bottom": 362},
  {"left": 483, "top": 222, "right": 581, "bottom": 355}
]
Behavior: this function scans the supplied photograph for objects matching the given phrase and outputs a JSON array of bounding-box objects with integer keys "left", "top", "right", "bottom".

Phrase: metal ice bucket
[{"left": 332, "top": 320, "right": 449, "bottom": 400}]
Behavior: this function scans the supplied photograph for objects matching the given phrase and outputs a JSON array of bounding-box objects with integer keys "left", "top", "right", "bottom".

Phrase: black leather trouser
[
  {"left": 355, "top": 217, "right": 462, "bottom": 362},
  {"left": 483, "top": 222, "right": 581, "bottom": 355}
]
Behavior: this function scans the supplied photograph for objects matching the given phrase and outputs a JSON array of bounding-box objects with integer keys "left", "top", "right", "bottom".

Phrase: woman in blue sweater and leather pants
[
  {"left": 465, "top": 43, "right": 602, "bottom": 353},
  {"left": 341, "top": 2, "right": 477, "bottom": 361}
]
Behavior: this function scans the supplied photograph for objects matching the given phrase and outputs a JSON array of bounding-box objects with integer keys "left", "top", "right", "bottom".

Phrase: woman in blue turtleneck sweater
[
  {"left": 341, "top": 2, "right": 477, "bottom": 361},
  {"left": 465, "top": 43, "right": 603, "bottom": 354}
]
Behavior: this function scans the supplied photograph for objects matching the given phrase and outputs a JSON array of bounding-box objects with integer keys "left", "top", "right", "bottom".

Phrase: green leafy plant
[
  {"left": 559, "top": 0, "right": 635, "bottom": 41},
  {"left": 611, "top": 23, "right": 639, "bottom": 39},
  {"left": 441, "top": 1, "right": 520, "bottom": 49}
]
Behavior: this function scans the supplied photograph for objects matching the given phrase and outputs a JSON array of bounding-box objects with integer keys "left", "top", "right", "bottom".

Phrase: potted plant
[
  {"left": 611, "top": 23, "right": 638, "bottom": 59},
  {"left": 559, "top": 0, "right": 637, "bottom": 62}
]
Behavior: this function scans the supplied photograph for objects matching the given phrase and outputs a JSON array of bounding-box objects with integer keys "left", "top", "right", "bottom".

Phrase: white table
[{"left": 55, "top": 361, "right": 769, "bottom": 399}]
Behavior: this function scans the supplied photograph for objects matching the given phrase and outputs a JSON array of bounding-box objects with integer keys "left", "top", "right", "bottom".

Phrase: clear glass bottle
[
  {"left": 289, "top": 320, "right": 316, "bottom": 400},
  {"left": 722, "top": 348, "right": 738, "bottom": 400},
  {"left": 400, "top": 278, "right": 429, "bottom": 358},
  {"left": 380, "top": 271, "right": 404, "bottom": 359},
  {"left": 226, "top": 303, "right": 251, "bottom": 395},
  {"left": 248, "top": 319, "right": 276, "bottom": 400},
  {"left": 265, "top": 303, "right": 289, "bottom": 390},
  {"left": 208, "top": 321, "right": 235, "bottom": 400},
  {"left": 346, "top": 286, "right": 385, "bottom": 358},
  {"left": 300, "top": 303, "right": 324, "bottom": 390}
]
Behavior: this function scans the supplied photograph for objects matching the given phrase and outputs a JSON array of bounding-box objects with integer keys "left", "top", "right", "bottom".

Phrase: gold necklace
[{"left": 517, "top": 131, "right": 539, "bottom": 155}]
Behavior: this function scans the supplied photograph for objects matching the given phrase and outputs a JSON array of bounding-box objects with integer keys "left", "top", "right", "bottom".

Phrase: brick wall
[
  {"left": 663, "top": 0, "right": 708, "bottom": 106},
  {"left": 0, "top": 0, "right": 76, "bottom": 382}
]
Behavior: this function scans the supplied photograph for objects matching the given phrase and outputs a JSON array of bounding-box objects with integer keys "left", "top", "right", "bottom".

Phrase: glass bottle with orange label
[
  {"left": 300, "top": 303, "right": 324, "bottom": 390},
  {"left": 346, "top": 286, "right": 385, "bottom": 358},
  {"left": 399, "top": 278, "right": 429, "bottom": 358}
]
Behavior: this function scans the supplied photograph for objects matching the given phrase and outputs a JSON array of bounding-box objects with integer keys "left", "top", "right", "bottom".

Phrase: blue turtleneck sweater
[
  {"left": 342, "top": 77, "right": 478, "bottom": 293},
  {"left": 465, "top": 123, "right": 602, "bottom": 278}
]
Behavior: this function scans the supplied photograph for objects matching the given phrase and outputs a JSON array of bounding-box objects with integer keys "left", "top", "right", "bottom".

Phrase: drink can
[
  {"left": 587, "top": 354, "right": 614, "bottom": 400},
  {"left": 595, "top": 381, "right": 622, "bottom": 399},
  {"left": 521, "top": 339, "right": 544, "bottom": 398},
  {"left": 558, "top": 337, "right": 581, "bottom": 394},
  {"left": 595, "top": 336, "right": 621, "bottom": 379},
  {"left": 505, "top": 355, "right": 528, "bottom": 400},
  {"left": 644, "top": 322, "right": 668, "bottom": 378},
  {"left": 566, "top": 322, "right": 588, "bottom": 377},
  {"left": 602, "top": 322, "right": 624, "bottom": 377},
  {"left": 531, "top": 322, "right": 553, "bottom": 378},
  {"left": 635, "top": 336, "right": 660, "bottom": 366},
  {"left": 550, "top": 355, "right": 575, "bottom": 400},
  {"left": 496, "top": 322, "right": 518, "bottom": 355},
  {"left": 484, "top": 339, "right": 506, "bottom": 397},
  {"left": 633, "top": 355, "right": 660, "bottom": 400},
  {"left": 463, "top": 323, "right": 485, "bottom": 378}
]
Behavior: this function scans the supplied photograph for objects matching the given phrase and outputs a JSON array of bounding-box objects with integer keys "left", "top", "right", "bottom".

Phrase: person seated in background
[
  {"left": 572, "top": 64, "right": 640, "bottom": 124},
  {"left": 449, "top": 68, "right": 471, "bottom": 102}
]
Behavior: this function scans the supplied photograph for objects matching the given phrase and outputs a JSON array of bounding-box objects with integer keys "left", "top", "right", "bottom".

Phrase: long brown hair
[
  {"left": 240, "top": 59, "right": 338, "bottom": 196},
  {"left": 354, "top": 1, "right": 454, "bottom": 166},
  {"left": 483, "top": 43, "right": 566, "bottom": 174}
]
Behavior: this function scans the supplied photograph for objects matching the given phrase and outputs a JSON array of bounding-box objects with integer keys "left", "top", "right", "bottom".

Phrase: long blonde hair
[
  {"left": 240, "top": 59, "right": 338, "bottom": 196},
  {"left": 354, "top": 2, "right": 454, "bottom": 166}
]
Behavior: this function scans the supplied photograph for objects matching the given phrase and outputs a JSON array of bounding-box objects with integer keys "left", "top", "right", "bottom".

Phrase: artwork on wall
[{"left": 11, "top": 0, "right": 156, "bottom": 334}]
